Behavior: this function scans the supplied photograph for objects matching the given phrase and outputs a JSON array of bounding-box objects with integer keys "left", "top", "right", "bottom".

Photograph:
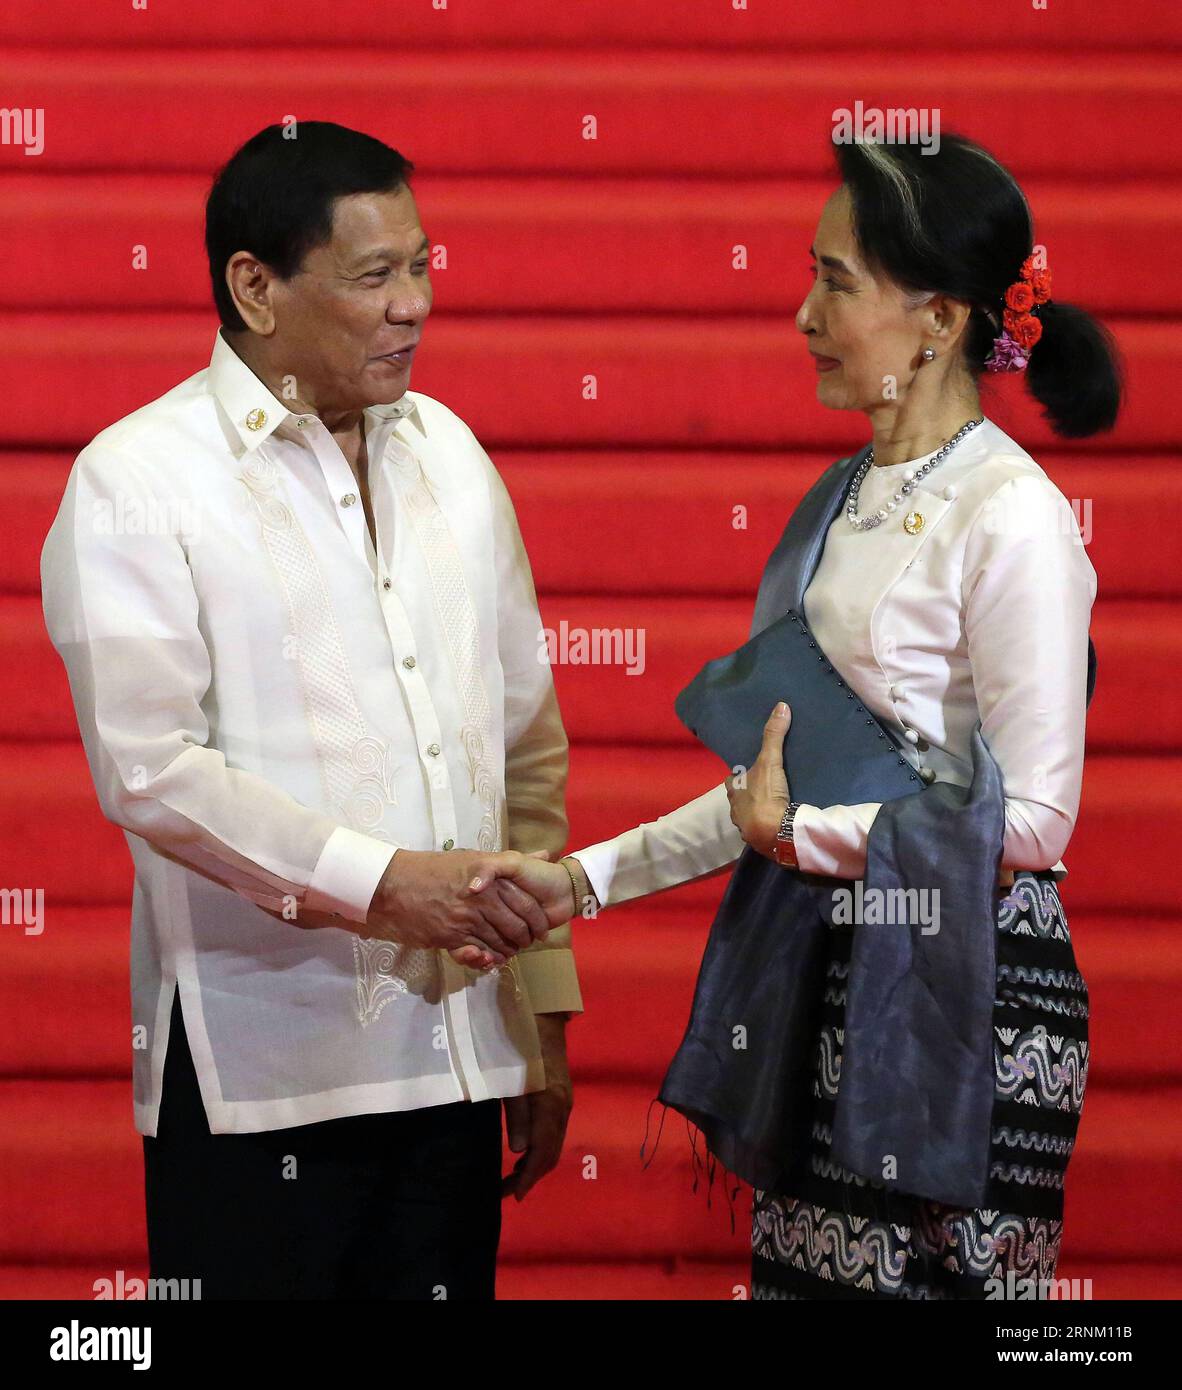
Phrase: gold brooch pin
[
  {"left": 903, "top": 510, "right": 925, "bottom": 535},
  {"left": 245, "top": 408, "right": 267, "bottom": 431}
]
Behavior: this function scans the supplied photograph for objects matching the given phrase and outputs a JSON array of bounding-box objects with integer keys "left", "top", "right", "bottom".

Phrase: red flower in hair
[
  {"left": 1029, "top": 270, "right": 1052, "bottom": 304},
  {"left": 1005, "top": 281, "right": 1035, "bottom": 313},
  {"left": 1003, "top": 307, "right": 1025, "bottom": 333},
  {"left": 1010, "top": 314, "right": 1043, "bottom": 350},
  {"left": 1020, "top": 255, "right": 1041, "bottom": 282}
]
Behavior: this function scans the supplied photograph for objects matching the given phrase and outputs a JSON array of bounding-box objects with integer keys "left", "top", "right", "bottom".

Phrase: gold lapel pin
[
  {"left": 245, "top": 408, "right": 267, "bottom": 431},
  {"left": 903, "top": 510, "right": 925, "bottom": 535}
]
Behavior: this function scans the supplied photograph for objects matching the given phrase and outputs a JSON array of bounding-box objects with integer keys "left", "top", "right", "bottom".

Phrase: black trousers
[{"left": 142, "top": 992, "right": 503, "bottom": 1299}]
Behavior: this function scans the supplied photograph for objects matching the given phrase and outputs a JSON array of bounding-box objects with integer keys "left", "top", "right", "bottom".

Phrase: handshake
[{"left": 360, "top": 847, "right": 591, "bottom": 970}]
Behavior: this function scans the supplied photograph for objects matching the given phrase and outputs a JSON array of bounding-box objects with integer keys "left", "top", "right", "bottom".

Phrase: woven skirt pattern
[{"left": 751, "top": 870, "right": 1089, "bottom": 1300}]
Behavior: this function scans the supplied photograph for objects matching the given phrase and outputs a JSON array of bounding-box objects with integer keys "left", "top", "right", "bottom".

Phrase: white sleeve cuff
[
  {"left": 305, "top": 828, "right": 398, "bottom": 924},
  {"left": 785, "top": 803, "right": 827, "bottom": 875},
  {"left": 789, "top": 802, "right": 882, "bottom": 879},
  {"left": 571, "top": 843, "right": 614, "bottom": 910}
]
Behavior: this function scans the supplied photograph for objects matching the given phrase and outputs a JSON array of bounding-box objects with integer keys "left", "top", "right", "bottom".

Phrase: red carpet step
[
  {"left": 4, "top": 0, "right": 1180, "bottom": 51},
  {"left": 4, "top": 591, "right": 1179, "bottom": 753},
  {"left": 2, "top": 175, "right": 1176, "bottom": 318},
  {"left": 2, "top": 51, "right": 1178, "bottom": 181},
  {"left": 0, "top": 1079, "right": 1177, "bottom": 1266},
  {"left": 1, "top": 313, "right": 1173, "bottom": 452},
  {"left": 3, "top": 1256, "right": 1178, "bottom": 1302},
  {"left": 6, "top": 452, "right": 1180, "bottom": 602},
  {"left": 2, "top": 741, "right": 1177, "bottom": 915},
  {"left": 1, "top": 904, "right": 1179, "bottom": 1086}
]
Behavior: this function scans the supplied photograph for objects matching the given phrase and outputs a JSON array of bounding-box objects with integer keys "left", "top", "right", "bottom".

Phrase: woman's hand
[{"left": 725, "top": 702, "right": 793, "bottom": 859}]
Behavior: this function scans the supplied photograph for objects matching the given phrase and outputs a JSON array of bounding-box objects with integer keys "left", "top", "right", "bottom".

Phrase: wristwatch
[{"left": 772, "top": 801, "right": 803, "bottom": 868}]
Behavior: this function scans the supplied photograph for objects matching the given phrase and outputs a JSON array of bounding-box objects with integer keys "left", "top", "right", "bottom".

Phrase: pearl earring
[{"left": 921, "top": 347, "right": 936, "bottom": 361}]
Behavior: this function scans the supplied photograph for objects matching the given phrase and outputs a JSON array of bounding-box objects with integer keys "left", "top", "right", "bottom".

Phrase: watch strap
[{"left": 773, "top": 801, "right": 803, "bottom": 867}]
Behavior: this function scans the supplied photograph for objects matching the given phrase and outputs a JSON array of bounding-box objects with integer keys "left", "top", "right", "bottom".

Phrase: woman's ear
[{"left": 928, "top": 293, "right": 973, "bottom": 350}]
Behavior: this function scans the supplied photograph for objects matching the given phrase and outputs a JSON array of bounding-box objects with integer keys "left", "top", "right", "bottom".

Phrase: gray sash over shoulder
[{"left": 658, "top": 447, "right": 1096, "bottom": 1208}]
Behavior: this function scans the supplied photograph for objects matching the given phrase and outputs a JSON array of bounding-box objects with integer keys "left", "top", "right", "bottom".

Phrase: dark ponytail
[
  {"left": 833, "top": 132, "right": 1124, "bottom": 439},
  {"left": 1023, "top": 300, "right": 1123, "bottom": 437}
]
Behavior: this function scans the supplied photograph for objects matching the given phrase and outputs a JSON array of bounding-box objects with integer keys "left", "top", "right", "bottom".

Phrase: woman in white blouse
[{"left": 469, "top": 132, "right": 1121, "bottom": 1299}]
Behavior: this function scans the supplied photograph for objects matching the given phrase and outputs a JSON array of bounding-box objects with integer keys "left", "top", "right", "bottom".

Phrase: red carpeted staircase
[{"left": 1, "top": 0, "right": 1180, "bottom": 1301}]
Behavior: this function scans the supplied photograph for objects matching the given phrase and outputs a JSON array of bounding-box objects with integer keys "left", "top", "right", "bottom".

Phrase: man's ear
[{"left": 225, "top": 252, "right": 278, "bottom": 335}]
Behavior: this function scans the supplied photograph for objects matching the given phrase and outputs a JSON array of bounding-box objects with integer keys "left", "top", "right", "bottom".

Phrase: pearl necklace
[{"left": 846, "top": 417, "right": 983, "bottom": 531}]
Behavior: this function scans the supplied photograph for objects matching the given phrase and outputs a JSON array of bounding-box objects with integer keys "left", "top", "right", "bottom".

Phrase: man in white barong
[{"left": 40, "top": 121, "right": 581, "bottom": 1300}]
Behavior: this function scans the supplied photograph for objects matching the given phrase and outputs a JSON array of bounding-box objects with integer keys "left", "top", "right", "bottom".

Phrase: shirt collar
[{"left": 208, "top": 329, "right": 420, "bottom": 453}]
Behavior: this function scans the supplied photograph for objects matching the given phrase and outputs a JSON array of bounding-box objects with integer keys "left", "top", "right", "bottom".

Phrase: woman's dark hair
[
  {"left": 205, "top": 121, "right": 414, "bottom": 333},
  {"left": 833, "top": 132, "right": 1123, "bottom": 438}
]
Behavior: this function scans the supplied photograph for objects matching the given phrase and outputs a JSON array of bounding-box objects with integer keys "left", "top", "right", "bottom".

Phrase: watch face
[{"left": 773, "top": 838, "right": 798, "bottom": 868}]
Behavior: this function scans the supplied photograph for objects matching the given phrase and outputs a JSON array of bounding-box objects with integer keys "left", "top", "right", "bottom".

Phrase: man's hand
[
  {"left": 725, "top": 701, "right": 793, "bottom": 859},
  {"left": 502, "top": 1013, "right": 573, "bottom": 1202},
  {"left": 363, "top": 848, "right": 553, "bottom": 965},
  {"left": 450, "top": 849, "right": 586, "bottom": 970}
]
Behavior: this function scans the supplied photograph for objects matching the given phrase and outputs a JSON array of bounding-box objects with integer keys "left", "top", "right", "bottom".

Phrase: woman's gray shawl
[{"left": 658, "top": 446, "right": 1096, "bottom": 1207}]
